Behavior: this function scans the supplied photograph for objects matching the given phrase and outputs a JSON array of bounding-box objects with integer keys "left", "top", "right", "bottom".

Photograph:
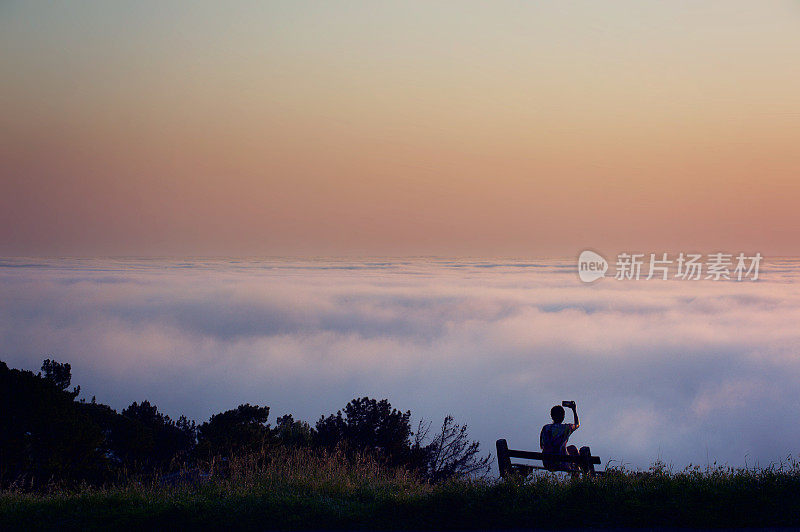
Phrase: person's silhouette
[{"left": 539, "top": 402, "right": 593, "bottom": 472}]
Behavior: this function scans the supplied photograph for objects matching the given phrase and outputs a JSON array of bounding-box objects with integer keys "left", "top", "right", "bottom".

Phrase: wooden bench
[{"left": 496, "top": 439, "right": 602, "bottom": 477}]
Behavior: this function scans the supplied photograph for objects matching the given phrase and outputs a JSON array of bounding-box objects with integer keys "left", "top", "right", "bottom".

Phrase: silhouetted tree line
[{"left": 0, "top": 359, "right": 490, "bottom": 488}]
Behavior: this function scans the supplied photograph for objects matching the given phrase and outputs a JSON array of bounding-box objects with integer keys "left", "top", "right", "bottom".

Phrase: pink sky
[{"left": 1, "top": 1, "right": 798, "bottom": 256}]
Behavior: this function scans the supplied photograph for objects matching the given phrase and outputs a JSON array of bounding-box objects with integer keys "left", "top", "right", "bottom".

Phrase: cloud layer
[{"left": 2, "top": 257, "right": 799, "bottom": 470}]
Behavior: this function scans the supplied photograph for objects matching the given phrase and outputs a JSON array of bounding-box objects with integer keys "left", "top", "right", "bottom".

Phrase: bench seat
[{"left": 496, "top": 439, "right": 602, "bottom": 476}]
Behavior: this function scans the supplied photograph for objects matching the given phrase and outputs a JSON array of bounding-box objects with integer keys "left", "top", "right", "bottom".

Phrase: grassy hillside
[{"left": 2, "top": 449, "right": 800, "bottom": 530}]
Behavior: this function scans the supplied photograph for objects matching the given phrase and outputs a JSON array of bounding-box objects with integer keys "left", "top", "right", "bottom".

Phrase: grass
[{"left": 3, "top": 449, "right": 800, "bottom": 530}]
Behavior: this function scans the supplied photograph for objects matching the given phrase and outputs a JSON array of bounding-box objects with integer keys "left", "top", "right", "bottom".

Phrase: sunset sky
[
  {"left": 2, "top": 1, "right": 799, "bottom": 256},
  {"left": 3, "top": 2, "right": 800, "bottom": 471}
]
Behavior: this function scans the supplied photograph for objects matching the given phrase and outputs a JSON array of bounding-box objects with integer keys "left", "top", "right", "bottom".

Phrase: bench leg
[{"left": 496, "top": 439, "right": 512, "bottom": 478}]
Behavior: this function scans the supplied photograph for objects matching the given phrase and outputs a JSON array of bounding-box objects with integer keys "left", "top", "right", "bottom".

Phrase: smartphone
[{"left": 562, "top": 400, "right": 576, "bottom": 408}]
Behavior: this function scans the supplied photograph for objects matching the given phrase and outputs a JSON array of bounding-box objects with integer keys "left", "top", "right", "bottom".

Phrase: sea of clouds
[{"left": 2, "top": 257, "right": 799, "bottom": 471}]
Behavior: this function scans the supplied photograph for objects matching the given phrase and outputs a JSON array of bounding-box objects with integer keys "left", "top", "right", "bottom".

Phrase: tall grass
[
  {"left": 225, "top": 446, "right": 425, "bottom": 495},
  {"left": 3, "top": 449, "right": 800, "bottom": 530}
]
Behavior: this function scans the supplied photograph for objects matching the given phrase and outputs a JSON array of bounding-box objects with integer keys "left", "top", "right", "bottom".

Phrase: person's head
[{"left": 550, "top": 405, "right": 565, "bottom": 423}]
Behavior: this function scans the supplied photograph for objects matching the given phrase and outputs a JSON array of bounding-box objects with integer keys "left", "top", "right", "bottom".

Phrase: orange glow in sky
[{"left": 1, "top": 1, "right": 798, "bottom": 256}]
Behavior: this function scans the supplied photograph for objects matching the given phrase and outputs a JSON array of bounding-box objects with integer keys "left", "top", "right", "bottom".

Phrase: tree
[
  {"left": 3, "top": 359, "right": 203, "bottom": 485},
  {"left": 0, "top": 360, "right": 105, "bottom": 486},
  {"left": 414, "top": 415, "right": 491, "bottom": 482},
  {"left": 120, "top": 400, "right": 196, "bottom": 468},
  {"left": 272, "top": 414, "right": 313, "bottom": 448},
  {"left": 40, "top": 358, "right": 79, "bottom": 398},
  {"left": 196, "top": 404, "right": 270, "bottom": 457},
  {"left": 315, "top": 397, "right": 412, "bottom": 465}
]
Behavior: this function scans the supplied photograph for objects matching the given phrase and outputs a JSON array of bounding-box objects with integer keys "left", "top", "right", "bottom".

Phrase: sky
[
  {"left": 1, "top": 1, "right": 799, "bottom": 256},
  {"left": 2, "top": 3, "right": 799, "bottom": 476},
  {"left": 1, "top": 257, "right": 798, "bottom": 471}
]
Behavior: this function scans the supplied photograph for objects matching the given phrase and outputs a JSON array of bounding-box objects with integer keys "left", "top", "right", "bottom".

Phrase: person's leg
[
  {"left": 566, "top": 445, "right": 578, "bottom": 456},
  {"left": 566, "top": 445, "right": 579, "bottom": 471},
  {"left": 579, "top": 446, "right": 595, "bottom": 473}
]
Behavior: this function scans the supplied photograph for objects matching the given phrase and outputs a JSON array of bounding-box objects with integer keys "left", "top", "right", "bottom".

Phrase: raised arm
[{"left": 570, "top": 404, "right": 579, "bottom": 430}]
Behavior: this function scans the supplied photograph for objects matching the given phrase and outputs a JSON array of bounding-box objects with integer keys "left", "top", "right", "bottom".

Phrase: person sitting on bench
[{"left": 540, "top": 401, "right": 592, "bottom": 472}]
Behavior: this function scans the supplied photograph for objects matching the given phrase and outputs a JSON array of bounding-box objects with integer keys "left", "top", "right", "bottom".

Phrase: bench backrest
[{"left": 496, "top": 439, "right": 600, "bottom": 476}]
